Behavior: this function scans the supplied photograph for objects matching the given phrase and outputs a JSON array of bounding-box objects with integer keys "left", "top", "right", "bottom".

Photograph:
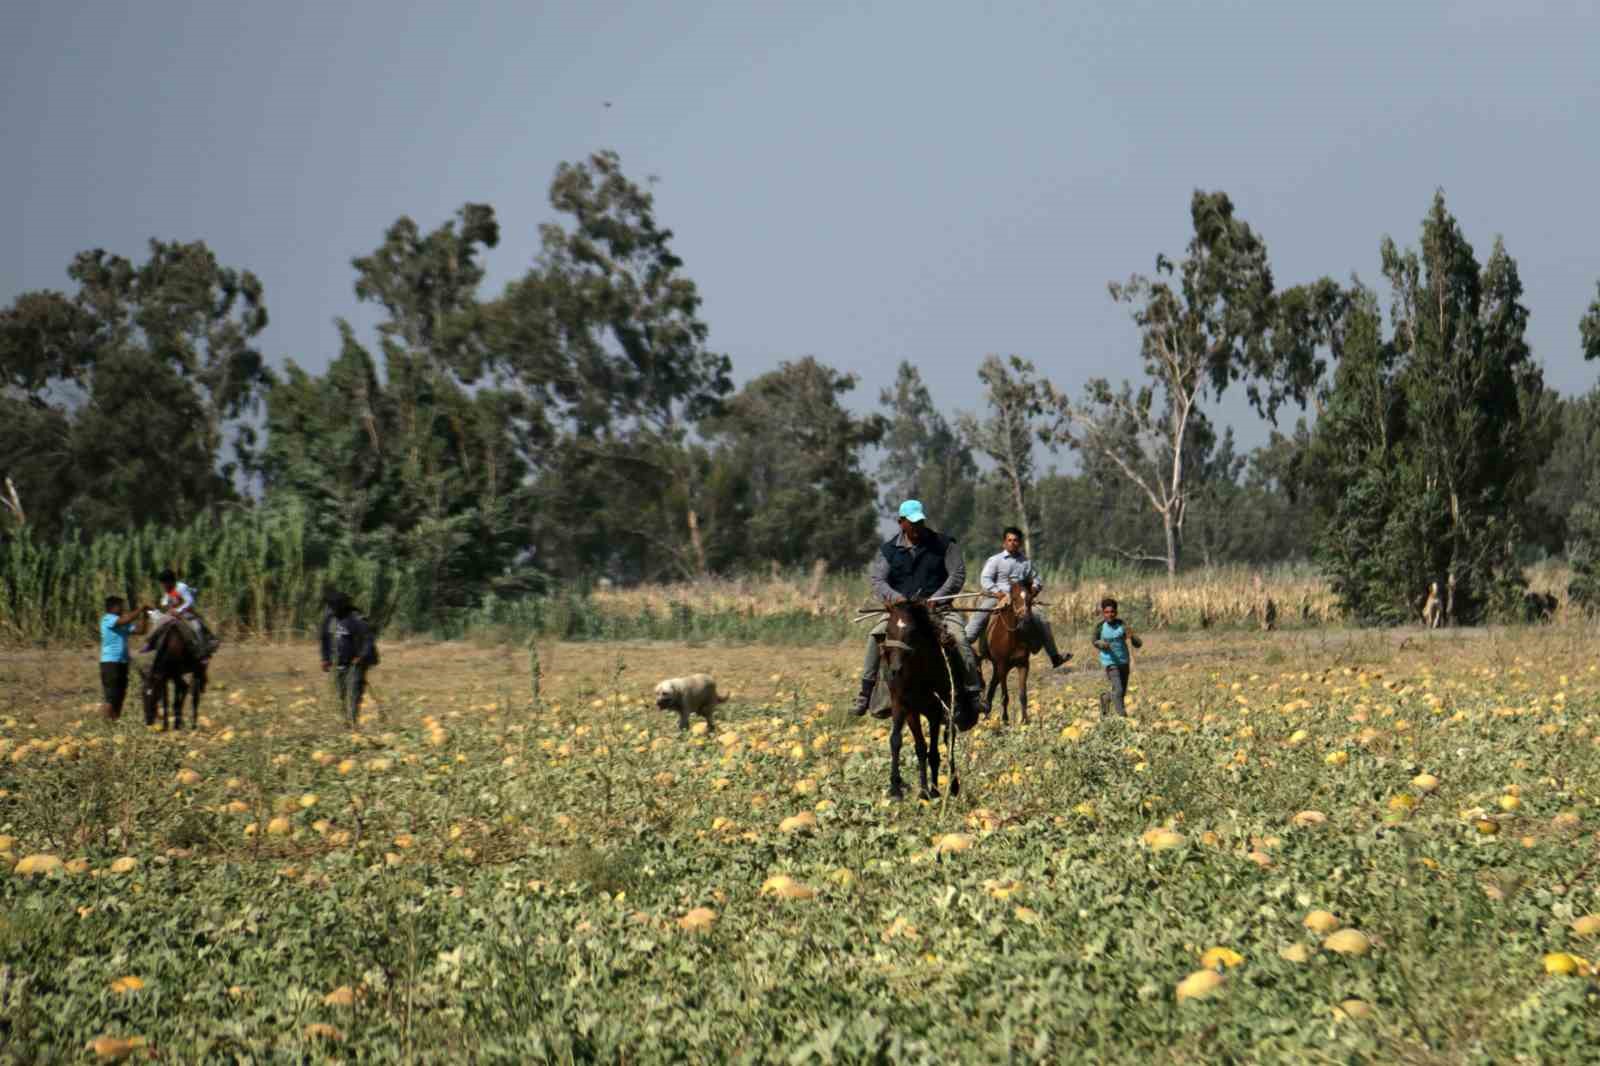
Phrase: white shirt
[{"left": 980, "top": 550, "right": 1041, "bottom": 596}]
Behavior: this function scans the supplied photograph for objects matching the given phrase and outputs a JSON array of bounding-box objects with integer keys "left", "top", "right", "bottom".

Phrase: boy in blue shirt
[
  {"left": 99, "top": 596, "right": 146, "bottom": 720},
  {"left": 1091, "top": 596, "right": 1142, "bottom": 717}
]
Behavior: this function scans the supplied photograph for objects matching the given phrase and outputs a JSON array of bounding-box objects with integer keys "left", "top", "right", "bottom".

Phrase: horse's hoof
[
  {"left": 948, "top": 778, "right": 961, "bottom": 798},
  {"left": 922, "top": 788, "right": 940, "bottom": 800},
  {"left": 888, "top": 785, "right": 906, "bottom": 800}
]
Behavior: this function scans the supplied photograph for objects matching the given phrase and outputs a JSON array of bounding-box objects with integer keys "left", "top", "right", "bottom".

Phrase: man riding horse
[
  {"left": 851, "top": 499, "right": 986, "bottom": 723},
  {"left": 964, "top": 526, "right": 1070, "bottom": 670}
]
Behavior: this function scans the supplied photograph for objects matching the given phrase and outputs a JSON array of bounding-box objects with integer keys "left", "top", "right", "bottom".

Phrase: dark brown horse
[
  {"left": 139, "top": 612, "right": 208, "bottom": 730},
  {"left": 981, "top": 581, "right": 1037, "bottom": 724},
  {"left": 879, "top": 600, "right": 979, "bottom": 800}
]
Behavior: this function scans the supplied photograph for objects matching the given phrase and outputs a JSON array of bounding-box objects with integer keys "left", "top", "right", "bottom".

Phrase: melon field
[{"left": 3, "top": 627, "right": 1600, "bottom": 1063}]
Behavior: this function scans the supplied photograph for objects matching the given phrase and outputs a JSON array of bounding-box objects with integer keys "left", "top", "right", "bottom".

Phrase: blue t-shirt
[
  {"left": 1096, "top": 620, "right": 1132, "bottom": 667},
  {"left": 100, "top": 613, "right": 132, "bottom": 663}
]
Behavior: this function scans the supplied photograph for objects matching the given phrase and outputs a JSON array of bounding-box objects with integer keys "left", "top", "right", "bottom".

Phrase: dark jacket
[
  {"left": 869, "top": 528, "right": 965, "bottom": 602},
  {"left": 334, "top": 612, "right": 378, "bottom": 666}
]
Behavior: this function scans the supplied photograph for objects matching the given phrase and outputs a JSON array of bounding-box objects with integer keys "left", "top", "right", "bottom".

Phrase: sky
[{"left": 5, "top": 0, "right": 1599, "bottom": 462}]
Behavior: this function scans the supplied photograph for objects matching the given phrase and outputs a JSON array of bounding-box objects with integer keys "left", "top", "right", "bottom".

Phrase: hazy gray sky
[{"left": 6, "top": 0, "right": 1598, "bottom": 454}]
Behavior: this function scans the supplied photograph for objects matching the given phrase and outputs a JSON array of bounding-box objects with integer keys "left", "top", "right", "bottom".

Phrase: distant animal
[
  {"left": 139, "top": 610, "right": 207, "bottom": 731},
  {"left": 879, "top": 599, "right": 978, "bottom": 800},
  {"left": 655, "top": 674, "right": 727, "bottom": 732},
  {"left": 980, "top": 581, "right": 1038, "bottom": 725},
  {"left": 1422, "top": 582, "right": 1443, "bottom": 629},
  {"left": 1522, "top": 591, "right": 1558, "bottom": 624}
]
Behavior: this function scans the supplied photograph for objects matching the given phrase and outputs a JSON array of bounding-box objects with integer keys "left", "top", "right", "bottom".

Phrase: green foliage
[
  {"left": 1316, "top": 194, "right": 1551, "bottom": 625},
  {"left": 1046, "top": 191, "right": 1338, "bottom": 575},
  {"left": 0, "top": 241, "right": 272, "bottom": 540},
  {"left": 0, "top": 499, "right": 398, "bottom": 644},
  {"left": 878, "top": 362, "right": 979, "bottom": 547},
  {"left": 958, "top": 356, "right": 1050, "bottom": 552}
]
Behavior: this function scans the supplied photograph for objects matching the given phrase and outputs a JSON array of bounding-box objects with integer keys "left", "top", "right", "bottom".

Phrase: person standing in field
[
  {"left": 963, "top": 525, "right": 1071, "bottom": 669},
  {"left": 1092, "top": 596, "right": 1142, "bottom": 716},
  {"left": 318, "top": 586, "right": 344, "bottom": 676},
  {"left": 330, "top": 594, "right": 379, "bottom": 725},
  {"left": 99, "top": 595, "right": 145, "bottom": 720}
]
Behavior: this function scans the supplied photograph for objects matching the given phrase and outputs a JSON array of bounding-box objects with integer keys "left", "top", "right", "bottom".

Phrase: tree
[
  {"left": 958, "top": 355, "right": 1049, "bottom": 552},
  {"left": 0, "top": 242, "right": 272, "bottom": 538},
  {"left": 1563, "top": 280, "right": 1600, "bottom": 611},
  {"left": 699, "top": 358, "right": 885, "bottom": 572},
  {"left": 1316, "top": 194, "right": 1550, "bottom": 624},
  {"left": 877, "top": 362, "right": 978, "bottom": 546},
  {"left": 490, "top": 151, "right": 732, "bottom": 580},
  {"left": 1045, "top": 191, "right": 1337, "bottom": 575}
]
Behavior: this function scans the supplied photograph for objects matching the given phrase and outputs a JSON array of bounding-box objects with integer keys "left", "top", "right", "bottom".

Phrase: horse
[
  {"left": 980, "top": 580, "right": 1039, "bottom": 725},
  {"left": 879, "top": 599, "right": 979, "bottom": 800},
  {"left": 138, "top": 610, "right": 208, "bottom": 731}
]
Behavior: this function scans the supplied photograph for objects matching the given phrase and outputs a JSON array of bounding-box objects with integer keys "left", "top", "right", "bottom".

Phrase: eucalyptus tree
[{"left": 1045, "top": 191, "right": 1338, "bottom": 576}]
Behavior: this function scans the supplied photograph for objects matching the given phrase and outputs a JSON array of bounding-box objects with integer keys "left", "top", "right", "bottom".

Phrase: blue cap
[{"left": 897, "top": 499, "right": 927, "bottom": 523}]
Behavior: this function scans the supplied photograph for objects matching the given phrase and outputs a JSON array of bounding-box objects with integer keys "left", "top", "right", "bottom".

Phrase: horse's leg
[
  {"left": 999, "top": 665, "right": 1011, "bottom": 725},
  {"left": 984, "top": 660, "right": 1000, "bottom": 719},
  {"left": 888, "top": 712, "right": 906, "bottom": 799},
  {"left": 189, "top": 666, "right": 206, "bottom": 729},
  {"left": 909, "top": 713, "right": 931, "bottom": 800},
  {"left": 926, "top": 714, "right": 941, "bottom": 798},
  {"left": 173, "top": 677, "right": 189, "bottom": 731},
  {"left": 1018, "top": 661, "right": 1030, "bottom": 725}
]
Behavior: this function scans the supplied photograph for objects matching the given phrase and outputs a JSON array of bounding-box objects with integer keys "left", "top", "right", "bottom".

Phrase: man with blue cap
[{"left": 851, "top": 499, "right": 985, "bottom": 720}]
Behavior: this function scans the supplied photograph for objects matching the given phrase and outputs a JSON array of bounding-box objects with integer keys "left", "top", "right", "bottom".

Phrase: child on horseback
[
  {"left": 153, "top": 568, "right": 221, "bottom": 661},
  {"left": 1092, "top": 596, "right": 1142, "bottom": 716}
]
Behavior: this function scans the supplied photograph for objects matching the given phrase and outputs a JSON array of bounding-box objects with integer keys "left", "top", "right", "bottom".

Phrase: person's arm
[
  {"left": 175, "top": 585, "right": 195, "bottom": 613},
  {"left": 1028, "top": 561, "right": 1044, "bottom": 593},
  {"left": 357, "top": 619, "right": 376, "bottom": 663},
  {"left": 868, "top": 549, "right": 900, "bottom": 604},
  {"left": 115, "top": 607, "right": 144, "bottom": 626},
  {"left": 980, "top": 554, "right": 1002, "bottom": 595},
  {"left": 933, "top": 538, "right": 966, "bottom": 599},
  {"left": 1128, "top": 627, "right": 1143, "bottom": 649},
  {"left": 1090, "top": 622, "right": 1109, "bottom": 651}
]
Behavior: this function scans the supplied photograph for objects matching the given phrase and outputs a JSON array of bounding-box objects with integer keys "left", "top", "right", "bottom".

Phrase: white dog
[{"left": 654, "top": 674, "right": 727, "bottom": 732}]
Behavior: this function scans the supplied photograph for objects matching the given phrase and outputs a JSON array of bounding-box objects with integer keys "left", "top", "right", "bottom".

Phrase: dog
[
  {"left": 654, "top": 674, "right": 727, "bottom": 732},
  {"left": 1421, "top": 581, "right": 1442, "bottom": 629}
]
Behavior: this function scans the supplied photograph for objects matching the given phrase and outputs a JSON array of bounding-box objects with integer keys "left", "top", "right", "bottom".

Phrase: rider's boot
[{"left": 850, "top": 678, "right": 874, "bottom": 718}]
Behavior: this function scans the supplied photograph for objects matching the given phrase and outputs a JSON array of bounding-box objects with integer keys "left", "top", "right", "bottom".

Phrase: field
[{"left": 3, "top": 623, "right": 1600, "bottom": 1063}]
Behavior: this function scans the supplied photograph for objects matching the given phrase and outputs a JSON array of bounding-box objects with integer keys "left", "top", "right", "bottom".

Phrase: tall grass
[
  {"left": 0, "top": 500, "right": 399, "bottom": 646},
  {"left": 5, "top": 516, "right": 1576, "bottom": 647}
]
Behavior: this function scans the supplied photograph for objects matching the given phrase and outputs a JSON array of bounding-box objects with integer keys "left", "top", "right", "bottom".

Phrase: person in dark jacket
[
  {"left": 318, "top": 586, "right": 343, "bottom": 675},
  {"left": 330, "top": 594, "right": 378, "bottom": 725},
  {"left": 850, "top": 499, "right": 984, "bottom": 721}
]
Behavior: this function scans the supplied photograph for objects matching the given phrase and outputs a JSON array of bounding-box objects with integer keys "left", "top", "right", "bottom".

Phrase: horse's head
[
  {"left": 881, "top": 599, "right": 937, "bottom": 686},
  {"left": 1006, "top": 581, "right": 1033, "bottom": 623}
]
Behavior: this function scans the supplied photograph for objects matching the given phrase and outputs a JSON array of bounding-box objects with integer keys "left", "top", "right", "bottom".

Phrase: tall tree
[
  {"left": 0, "top": 242, "right": 272, "bottom": 538},
  {"left": 1045, "top": 191, "right": 1337, "bottom": 575},
  {"left": 701, "top": 358, "right": 886, "bottom": 571},
  {"left": 877, "top": 362, "right": 978, "bottom": 546},
  {"left": 1562, "top": 280, "right": 1600, "bottom": 611},
  {"left": 490, "top": 150, "right": 732, "bottom": 579},
  {"left": 958, "top": 355, "right": 1049, "bottom": 551},
  {"left": 1316, "top": 194, "right": 1550, "bottom": 624}
]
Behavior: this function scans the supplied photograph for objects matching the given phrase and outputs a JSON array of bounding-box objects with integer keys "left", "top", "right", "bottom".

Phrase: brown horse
[
  {"left": 139, "top": 611, "right": 208, "bottom": 731},
  {"left": 981, "top": 580, "right": 1038, "bottom": 725},
  {"left": 879, "top": 600, "right": 979, "bottom": 800}
]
